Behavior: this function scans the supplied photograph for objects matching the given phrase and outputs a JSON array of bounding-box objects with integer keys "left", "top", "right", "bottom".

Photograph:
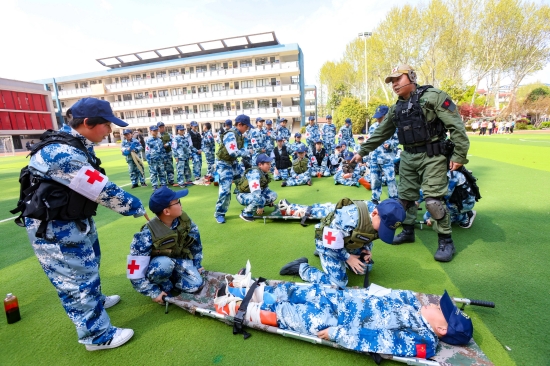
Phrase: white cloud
[{"left": 100, "top": 0, "right": 112, "bottom": 10}]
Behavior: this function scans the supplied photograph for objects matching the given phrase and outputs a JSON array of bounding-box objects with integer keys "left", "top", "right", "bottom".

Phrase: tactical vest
[
  {"left": 189, "top": 130, "right": 202, "bottom": 150},
  {"left": 237, "top": 168, "right": 271, "bottom": 193},
  {"left": 160, "top": 132, "right": 172, "bottom": 153},
  {"left": 313, "top": 148, "right": 327, "bottom": 167},
  {"left": 217, "top": 130, "right": 244, "bottom": 162},
  {"left": 292, "top": 158, "right": 309, "bottom": 174},
  {"left": 273, "top": 146, "right": 291, "bottom": 169},
  {"left": 394, "top": 85, "right": 446, "bottom": 147},
  {"left": 10, "top": 130, "right": 104, "bottom": 238},
  {"left": 448, "top": 167, "right": 481, "bottom": 211},
  {"left": 315, "top": 198, "right": 378, "bottom": 250},
  {"left": 143, "top": 213, "right": 194, "bottom": 259}
]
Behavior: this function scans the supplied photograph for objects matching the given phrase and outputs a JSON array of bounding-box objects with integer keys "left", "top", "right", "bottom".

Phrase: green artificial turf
[{"left": 1, "top": 133, "right": 549, "bottom": 365}]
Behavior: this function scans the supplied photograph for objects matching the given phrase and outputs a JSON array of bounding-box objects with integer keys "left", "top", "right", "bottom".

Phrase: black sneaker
[
  {"left": 280, "top": 257, "right": 308, "bottom": 276},
  {"left": 371, "top": 199, "right": 380, "bottom": 206},
  {"left": 459, "top": 210, "right": 476, "bottom": 229},
  {"left": 313, "top": 249, "right": 319, "bottom": 257},
  {"left": 393, "top": 225, "right": 415, "bottom": 245},
  {"left": 141, "top": 183, "right": 148, "bottom": 187},
  {"left": 281, "top": 182, "right": 287, "bottom": 187},
  {"left": 131, "top": 184, "right": 138, "bottom": 189},
  {"left": 239, "top": 212, "right": 254, "bottom": 222},
  {"left": 434, "top": 238, "right": 456, "bottom": 262},
  {"left": 307, "top": 180, "right": 312, "bottom": 186}
]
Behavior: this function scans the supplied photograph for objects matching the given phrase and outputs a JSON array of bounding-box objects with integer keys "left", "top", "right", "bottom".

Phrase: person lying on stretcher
[{"left": 215, "top": 270, "right": 473, "bottom": 358}]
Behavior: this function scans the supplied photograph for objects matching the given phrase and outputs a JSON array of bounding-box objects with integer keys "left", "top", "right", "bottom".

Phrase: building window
[
  {"left": 271, "top": 78, "right": 277, "bottom": 86},
  {"left": 240, "top": 59, "right": 252, "bottom": 67},
  {"left": 152, "top": 91, "right": 157, "bottom": 98},
  {"left": 256, "top": 79, "right": 269, "bottom": 87},
  {"left": 134, "top": 92, "right": 146, "bottom": 100},
  {"left": 291, "top": 76, "right": 299, "bottom": 84},
  {"left": 123, "top": 94, "right": 132, "bottom": 101},
  {"left": 199, "top": 104, "right": 210, "bottom": 112},
  {"left": 235, "top": 101, "right": 241, "bottom": 110},
  {"left": 125, "top": 111, "right": 135, "bottom": 119},
  {"left": 160, "top": 108, "right": 171, "bottom": 116},
  {"left": 242, "top": 100, "right": 255, "bottom": 109},
  {"left": 156, "top": 71, "right": 167, "bottom": 78},
  {"left": 270, "top": 56, "right": 276, "bottom": 63},
  {"left": 255, "top": 57, "right": 268, "bottom": 65},
  {"left": 271, "top": 98, "right": 278, "bottom": 107},
  {"left": 90, "top": 80, "right": 97, "bottom": 85},
  {"left": 241, "top": 80, "right": 253, "bottom": 89},
  {"left": 210, "top": 64, "right": 218, "bottom": 71},
  {"left": 257, "top": 99, "right": 270, "bottom": 108},
  {"left": 136, "top": 110, "right": 148, "bottom": 118},
  {"left": 173, "top": 107, "right": 184, "bottom": 115},
  {"left": 80, "top": 82, "right": 88, "bottom": 88},
  {"left": 131, "top": 75, "right": 141, "bottom": 81},
  {"left": 75, "top": 83, "right": 79, "bottom": 89},
  {"left": 197, "top": 85, "right": 208, "bottom": 93},
  {"left": 213, "top": 103, "right": 224, "bottom": 112},
  {"left": 169, "top": 69, "right": 180, "bottom": 76},
  {"left": 171, "top": 88, "right": 183, "bottom": 96},
  {"left": 120, "top": 76, "right": 129, "bottom": 83},
  {"left": 211, "top": 83, "right": 224, "bottom": 92},
  {"left": 158, "top": 90, "right": 169, "bottom": 97},
  {"left": 150, "top": 72, "right": 155, "bottom": 79},
  {"left": 196, "top": 65, "right": 207, "bottom": 73},
  {"left": 52, "top": 100, "right": 57, "bottom": 108}
]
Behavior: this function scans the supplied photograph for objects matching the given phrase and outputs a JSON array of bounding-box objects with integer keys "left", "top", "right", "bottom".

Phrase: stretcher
[
  {"left": 253, "top": 209, "right": 318, "bottom": 226},
  {"left": 165, "top": 270, "right": 495, "bottom": 366}
]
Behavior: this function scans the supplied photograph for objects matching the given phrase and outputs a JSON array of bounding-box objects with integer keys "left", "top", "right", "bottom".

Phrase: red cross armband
[
  {"left": 248, "top": 179, "right": 261, "bottom": 192},
  {"left": 225, "top": 138, "right": 238, "bottom": 154},
  {"left": 322, "top": 227, "right": 344, "bottom": 249},
  {"left": 127, "top": 256, "right": 150, "bottom": 279},
  {"left": 68, "top": 166, "right": 109, "bottom": 201}
]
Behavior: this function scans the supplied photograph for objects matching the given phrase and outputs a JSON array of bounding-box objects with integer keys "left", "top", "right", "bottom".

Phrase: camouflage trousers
[
  {"left": 214, "top": 160, "right": 244, "bottom": 217},
  {"left": 273, "top": 168, "right": 290, "bottom": 180},
  {"left": 299, "top": 239, "right": 371, "bottom": 289},
  {"left": 323, "top": 141, "right": 335, "bottom": 155},
  {"left": 191, "top": 151, "right": 203, "bottom": 179},
  {"left": 310, "top": 165, "right": 331, "bottom": 177},
  {"left": 236, "top": 189, "right": 278, "bottom": 215},
  {"left": 126, "top": 159, "right": 145, "bottom": 185},
  {"left": 281, "top": 202, "right": 335, "bottom": 219},
  {"left": 204, "top": 148, "right": 215, "bottom": 176},
  {"left": 334, "top": 171, "right": 359, "bottom": 186},
  {"left": 370, "top": 161, "right": 398, "bottom": 201},
  {"left": 285, "top": 172, "right": 310, "bottom": 186},
  {"left": 162, "top": 153, "right": 175, "bottom": 184},
  {"left": 146, "top": 256, "right": 203, "bottom": 294},
  {"left": 148, "top": 158, "right": 167, "bottom": 188},
  {"left": 26, "top": 217, "right": 116, "bottom": 345},
  {"left": 176, "top": 158, "right": 192, "bottom": 185}
]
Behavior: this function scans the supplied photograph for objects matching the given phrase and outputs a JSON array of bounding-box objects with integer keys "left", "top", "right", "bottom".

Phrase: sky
[{"left": 1, "top": 0, "right": 548, "bottom": 87}]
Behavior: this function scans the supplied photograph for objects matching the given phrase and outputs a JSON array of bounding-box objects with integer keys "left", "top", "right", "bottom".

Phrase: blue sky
[{"left": 1, "top": 0, "right": 548, "bottom": 87}]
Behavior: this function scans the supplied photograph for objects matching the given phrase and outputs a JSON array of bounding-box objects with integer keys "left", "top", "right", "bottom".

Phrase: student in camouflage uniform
[
  {"left": 339, "top": 118, "right": 355, "bottom": 148},
  {"left": 305, "top": 116, "right": 320, "bottom": 155},
  {"left": 329, "top": 143, "right": 344, "bottom": 175},
  {"left": 282, "top": 145, "right": 312, "bottom": 187},
  {"left": 263, "top": 119, "right": 276, "bottom": 157},
  {"left": 214, "top": 115, "right": 253, "bottom": 224},
  {"left": 202, "top": 122, "right": 216, "bottom": 178},
  {"left": 121, "top": 129, "right": 146, "bottom": 188},
  {"left": 353, "top": 64, "right": 470, "bottom": 262},
  {"left": 289, "top": 132, "right": 307, "bottom": 159},
  {"left": 310, "top": 140, "right": 331, "bottom": 177},
  {"left": 128, "top": 187, "right": 203, "bottom": 305},
  {"left": 173, "top": 125, "right": 193, "bottom": 187},
  {"left": 235, "top": 154, "right": 278, "bottom": 222},
  {"left": 188, "top": 121, "right": 203, "bottom": 179},
  {"left": 334, "top": 151, "right": 362, "bottom": 186},
  {"left": 322, "top": 114, "right": 337, "bottom": 154},
  {"left": 20, "top": 98, "right": 146, "bottom": 350},
  {"left": 145, "top": 125, "right": 167, "bottom": 189},
  {"left": 277, "top": 118, "right": 291, "bottom": 146},
  {"left": 157, "top": 122, "right": 176, "bottom": 186},
  {"left": 249, "top": 117, "right": 267, "bottom": 166},
  {"left": 271, "top": 137, "right": 292, "bottom": 181}
]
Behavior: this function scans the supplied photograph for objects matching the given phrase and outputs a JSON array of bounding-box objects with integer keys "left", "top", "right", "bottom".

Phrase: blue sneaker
[
  {"left": 239, "top": 212, "right": 254, "bottom": 222},
  {"left": 216, "top": 215, "right": 225, "bottom": 224}
]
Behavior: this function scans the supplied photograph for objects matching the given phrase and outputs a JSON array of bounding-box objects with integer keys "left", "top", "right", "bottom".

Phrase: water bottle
[{"left": 4, "top": 293, "right": 21, "bottom": 324}]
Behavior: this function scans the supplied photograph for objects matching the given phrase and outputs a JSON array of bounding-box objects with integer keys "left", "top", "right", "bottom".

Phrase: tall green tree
[{"left": 334, "top": 97, "right": 369, "bottom": 134}]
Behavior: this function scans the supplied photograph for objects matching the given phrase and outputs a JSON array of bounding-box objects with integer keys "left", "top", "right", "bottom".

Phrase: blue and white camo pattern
[
  {"left": 146, "top": 135, "right": 167, "bottom": 188},
  {"left": 235, "top": 169, "right": 278, "bottom": 215},
  {"left": 368, "top": 122, "right": 399, "bottom": 201},
  {"left": 173, "top": 134, "right": 192, "bottom": 185},
  {"left": 285, "top": 158, "right": 312, "bottom": 187},
  {"left": 322, "top": 123, "right": 337, "bottom": 154},
  {"left": 202, "top": 129, "right": 216, "bottom": 176},
  {"left": 121, "top": 138, "right": 145, "bottom": 185},
  {"left": 338, "top": 124, "right": 355, "bottom": 148}
]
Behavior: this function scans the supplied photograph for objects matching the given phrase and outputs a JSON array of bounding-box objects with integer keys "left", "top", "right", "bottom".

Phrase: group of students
[{"left": 471, "top": 119, "right": 515, "bottom": 135}]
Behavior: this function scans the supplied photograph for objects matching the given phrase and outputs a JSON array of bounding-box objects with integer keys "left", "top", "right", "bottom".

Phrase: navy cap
[
  {"left": 265, "top": 119, "right": 273, "bottom": 125},
  {"left": 176, "top": 125, "right": 185, "bottom": 131},
  {"left": 326, "top": 114, "right": 332, "bottom": 119},
  {"left": 256, "top": 117, "right": 265, "bottom": 123},
  {"left": 123, "top": 129, "right": 132, "bottom": 135},
  {"left": 308, "top": 116, "right": 315, "bottom": 121},
  {"left": 343, "top": 151, "right": 354, "bottom": 160},
  {"left": 295, "top": 145, "right": 307, "bottom": 153},
  {"left": 280, "top": 117, "right": 288, "bottom": 123},
  {"left": 71, "top": 97, "right": 128, "bottom": 127},
  {"left": 276, "top": 136, "right": 284, "bottom": 141},
  {"left": 440, "top": 291, "right": 474, "bottom": 345},
  {"left": 376, "top": 198, "right": 406, "bottom": 244},
  {"left": 157, "top": 121, "right": 165, "bottom": 127},
  {"left": 235, "top": 114, "right": 253, "bottom": 127},
  {"left": 345, "top": 118, "right": 352, "bottom": 124},
  {"left": 358, "top": 135, "right": 365, "bottom": 140},
  {"left": 149, "top": 125, "right": 159, "bottom": 131},
  {"left": 190, "top": 121, "right": 198, "bottom": 127},
  {"left": 294, "top": 132, "right": 301, "bottom": 138},
  {"left": 256, "top": 153, "right": 273, "bottom": 164},
  {"left": 224, "top": 119, "right": 233, "bottom": 126},
  {"left": 149, "top": 186, "right": 189, "bottom": 214},
  {"left": 335, "top": 143, "right": 343, "bottom": 148},
  {"left": 315, "top": 140, "right": 323, "bottom": 144},
  {"left": 373, "top": 105, "right": 389, "bottom": 119}
]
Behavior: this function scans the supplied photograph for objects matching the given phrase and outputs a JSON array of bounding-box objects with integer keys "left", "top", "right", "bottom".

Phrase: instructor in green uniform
[{"left": 353, "top": 64, "right": 469, "bottom": 262}]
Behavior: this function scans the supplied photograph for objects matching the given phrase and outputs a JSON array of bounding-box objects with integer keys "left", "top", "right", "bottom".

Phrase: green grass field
[{"left": 1, "top": 133, "right": 549, "bottom": 365}]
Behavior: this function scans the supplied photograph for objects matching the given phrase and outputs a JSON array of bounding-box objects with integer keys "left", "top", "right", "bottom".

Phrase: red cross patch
[{"left": 441, "top": 98, "right": 456, "bottom": 112}]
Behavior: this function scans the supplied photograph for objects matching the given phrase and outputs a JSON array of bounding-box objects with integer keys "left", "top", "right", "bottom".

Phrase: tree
[
  {"left": 327, "top": 83, "right": 351, "bottom": 111},
  {"left": 333, "top": 97, "right": 369, "bottom": 134},
  {"left": 526, "top": 86, "right": 550, "bottom": 103}
]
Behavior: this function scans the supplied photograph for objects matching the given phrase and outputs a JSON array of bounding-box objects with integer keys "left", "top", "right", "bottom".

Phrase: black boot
[
  {"left": 434, "top": 236, "right": 456, "bottom": 262},
  {"left": 279, "top": 257, "right": 308, "bottom": 276},
  {"left": 392, "top": 225, "right": 415, "bottom": 245}
]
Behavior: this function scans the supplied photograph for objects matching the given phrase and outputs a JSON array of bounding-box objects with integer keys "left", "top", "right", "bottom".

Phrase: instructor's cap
[
  {"left": 376, "top": 199, "right": 406, "bottom": 244},
  {"left": 256, "top": 154, "right": 273, "bottom": 164},
  {"left": 235, "top": 114, "right": 253, "bottom": 127},
  {"left": 439, "top": 291, "right": 474, "bottom": 345},
  {"left": 385, "top": 64, "right": 415, "bottom": 84},
  {"left": 149, "top": 125, "right": 158, "bottom": 131},
  {"left": 149, "top": 186, "right": 188, "bottom": 214},
  {"left": 373, "top": 105, "right": 389, "bottom": 119},
  {"left": 71, "top": 97, "right": 128, "bottom": 127},
  {"left": 123, "top": 129, "right": 132, "bottom": 135}
]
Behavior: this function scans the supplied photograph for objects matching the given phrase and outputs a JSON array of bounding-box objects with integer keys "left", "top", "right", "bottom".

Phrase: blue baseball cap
[
  {"left": 256, "top": 153, "right": 273, "bottom": 164},
  {"left": 357, "top": 135, "right": 365, "bottom": 140},
  {"left": 123, "top": 129, "right": 132, "bottom": 135},
  {"left": 315, "top": 140, "right": 323, "bottom": 144},
  {"left": 224, "top": 119, "right": 232, "bottom": 126},
  {"left": 157, "top": 121, "right": 165, "bottom": 127},
  {"left": 235, "top": 114, "right": 253, "bottom": 127},
  {"left": 439, "top": 290, "right": 474, "bottom": 345},
  {"left": 345, "top": 118, "right": 352, "bottom": 124},
  {"left": 256, "top": 117, "right": 265, "bottom": 123},
  {"left": 335, "top": 143, "right": 343, "bottom": 148},
  {"left": 190, "top": 121, "right": 198, "bottom": 127},
  {"left": 149, "top": 186, "right": 188, "bottom": 214},
  {"left": 149, "top": 125, "right": 159, "bottom": 131},
  {"left": 373, "top": 105, "right": 389, "bottom": 119},
  {"left": 376, "top": 198, "right": 406, "bottom": 244},
  {"left": 295, "top": 145, "right": 307, "bottom": 153},
  {"left": 343, "top": 151, "right": 354, "bottom": 160},
  {"left": 294, "top": 132, "right": 301, "bottom": 138},
  {"left": 265, "top": 119, "right": 273, "bottom": 125},
  {"left": 276, "top": 136, "right": 284, "bottom": 141},
  {"left": 71, "top": 98, "right": 128, "bottom": 127},
  {"left": 280, "top": 117, "right": 288, "bottom": 123},
  {"left": 326, "top": 114, "right": 332, "bottom": 119},
  {"left": 308, "top": 116, "right": 315, "bottom": 121},
  {"left": 176, "top": 125, "right": 185, "bottom": 131}
]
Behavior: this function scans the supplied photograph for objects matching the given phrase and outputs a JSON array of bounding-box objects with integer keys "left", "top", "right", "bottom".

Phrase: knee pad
[
  {"left": 398, "top": 199, "right": 415, "bottom": 210},
  {"left": 425, "top": 197, "right": 446, "bottom": 220}
]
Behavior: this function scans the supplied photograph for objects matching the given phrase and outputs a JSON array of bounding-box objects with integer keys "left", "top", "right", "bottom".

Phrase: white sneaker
[
  {"left": 85, "top": 328, "right": 134, "bottom": 351},
  {"left": 103, "top": 295, "right": 121, "bottom": 309}
]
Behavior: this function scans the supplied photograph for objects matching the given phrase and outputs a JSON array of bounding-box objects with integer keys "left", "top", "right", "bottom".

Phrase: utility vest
[
  {"left": 292, "top": 158, "right": 309, "bottom": 174},
  {"left": 217, "top": 130, "right": 244, "bottom": 162},
  {"left": 237, "top": 168, "right": 271, "bottom": 193},
  {"left": 160, "top": 132, "right": 172, "bottom": 153},
  {"left": 273, "top": 146, "right": 291, "bottom": 169},
  {"left": 10, "top": 130, "right": 104, "bottom": 238},
  {"left": 189, "top": 130, "right": 202, "bottom": 150},
  {"left": 394, "top": 85, "right": 446, "bottom": 148},
  {"left": 144, "top": 213, "right": 194, "bottom": 259},
  {"left": 315, "top": 198, "right": 378, "bottom": 250},
  {"left": 313, "top": 148, "right": 327, "bottom": 167}
]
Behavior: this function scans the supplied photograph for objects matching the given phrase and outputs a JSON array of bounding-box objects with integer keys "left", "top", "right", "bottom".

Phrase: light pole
[{"left": 358, "top": 32, "right": 372, "bottom": 106}]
